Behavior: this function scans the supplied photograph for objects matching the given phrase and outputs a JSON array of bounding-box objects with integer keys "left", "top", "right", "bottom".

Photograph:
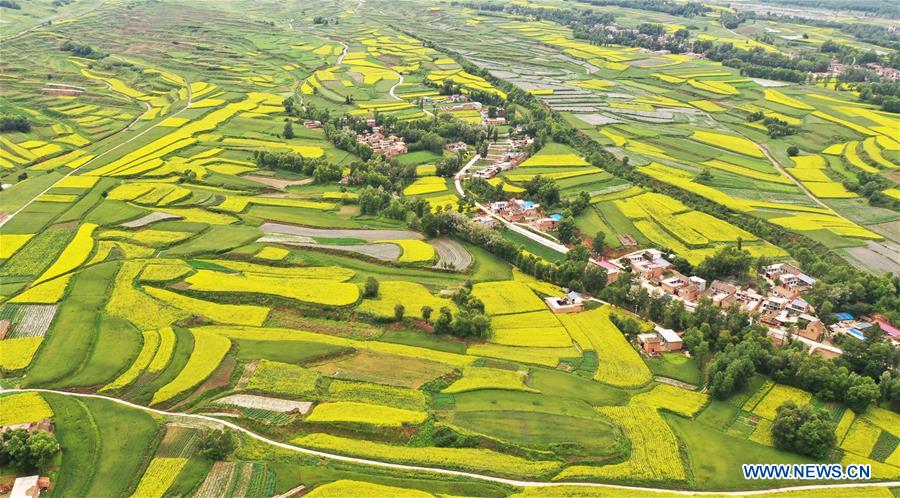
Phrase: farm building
[
  {"left": 545, "top": 291, "right": 584, "bottom": 314},
  {"left": 659, "top": 272, "right": 705, "bottom": 302},
  {"left": 637, "top": 327, "right": 683, "bottom": 355},
  {"left": 595, "top": 259, "right": 621, "bottom": 284},
  {"left": 764, "top": 263, "right": 816, "bottom": 299},
  {"left": 10, "top": 476, "right": 50, "bottom": 498},
  {"left": 445, "top": 141, "right": 467, "bottom": 153},
  {"left": 616, "top": 249, "right": 672, "bottom": 280}
]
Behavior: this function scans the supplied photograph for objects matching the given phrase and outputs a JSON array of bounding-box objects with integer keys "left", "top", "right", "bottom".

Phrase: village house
[
  {"left": 356, "top": 131, "right": 408, "bottom": 158},
  {"left": 785, "top": 298, "right": 811, "bottom": 316},
  {"left": 762, "top": 296, "right": 789, "bottom": 312},
  {"left": 659, "top": 272, "right": 705, "bottom": 302},
  {"left": 473, "top": 166, "right": 499, "bottom": 179},
  {"left": 491, "top": 198, "right": 543, "bottom": 223},
  {"left": 445, "top": 141, "right": 467, "bottom": 153},
  {"left": 703, "top": 280, "right": 738, "bottom": 308},
  {"left": 0, "top": 319, "right": 9, "bottom": 340},
  {"left": 615, "top": 249, "right": 672, "bottom": 280},
  {"left": 637, "top": 326, "right": 683, "bottom": 355},
  {"left": 431, "top": 94, "right": 468, "bottom": 104},
  {"left": 828, "top": 315, "right": 894, "bottom": 344},
  {"left": 509, "top": 136, "right": 534, "bottom": 150},
  {"left": 533, "top": 217, "right": 558, "bottom": 232},
  {"left": 865, "top": 63, "right": 900, "bottom": 81},
  {"left": 10, "top": 476, "right": 50, "bottom": 498},
  {"left": 545, "top": 291, "right": 584, "bottom": 314},
  {"left": 797, "top": 314, "right": 826, "bottom": 341},
  {"left": 596, "top": 259, "right": 621, "bottom": 284},
  {"left": 764, "top": 263, "right": 816, "bottom": 299},
  {"left": 734, "top": 288, "right": 764, "bottom": 314},
  {"left": 303, "top": 120, "right": 322, "bottom": 128},
  {"left": 473, "top": 214, "right": 498, "bottom": 228},
  {"left": 0, "top": 417, "right": 55, "bottom": 436}
]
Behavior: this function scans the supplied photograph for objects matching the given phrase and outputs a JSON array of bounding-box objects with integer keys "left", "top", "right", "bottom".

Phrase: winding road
[{"left": 6, "top": 388, "right": 897, "bottom": 496}]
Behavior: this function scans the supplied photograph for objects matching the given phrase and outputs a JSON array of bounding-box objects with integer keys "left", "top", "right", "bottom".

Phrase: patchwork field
[{"left": 0, "top": 0, "right": 897, "bottom": 496}]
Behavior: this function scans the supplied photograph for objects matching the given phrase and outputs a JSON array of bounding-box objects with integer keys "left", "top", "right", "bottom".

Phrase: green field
[{"left": 0, "top": 0, "right": 897, "bottom": 496}]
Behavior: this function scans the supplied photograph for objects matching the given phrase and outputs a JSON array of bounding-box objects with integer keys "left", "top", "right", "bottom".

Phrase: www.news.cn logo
[{"left": 743, "top": 464, "right": 872, "bottom": 480}]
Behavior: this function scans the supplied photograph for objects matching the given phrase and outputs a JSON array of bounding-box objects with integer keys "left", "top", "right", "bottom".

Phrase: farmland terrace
[{"left": 0, "top": 0, "right": 898, "bottom": 497}]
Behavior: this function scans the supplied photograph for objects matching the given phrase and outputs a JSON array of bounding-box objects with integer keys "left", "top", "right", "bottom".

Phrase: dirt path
[
  {"left": 654, "top": 376, "right": 699, "bottom": 391},
  {"left": 242, "top": 175, "right": 313, "bottom": 190},
  {"left": 389, "top": 72, "right": 404, "bottom": 101},
  {"left": 753, "top": 141, "right": 833, "bottom": 212},
  {"left": 5, "top": 388, "right": 898, "bottom": 495}
]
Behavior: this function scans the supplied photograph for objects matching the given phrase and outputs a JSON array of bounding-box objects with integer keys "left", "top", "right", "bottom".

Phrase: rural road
[
  {"left": 6, "top": 388, "right": 898, "bottom": 496},
  {"left": 389, "top": 72, "right": 405, "bottom": 101},
  {"left": 753, "top": 141, "right": 832, "bottom": 212},
  {"left": 0, "top": 75, "right": 194, "bottom": 228},
  {"left": 455, "top": 154, "right": 607, "bottom": 267}
]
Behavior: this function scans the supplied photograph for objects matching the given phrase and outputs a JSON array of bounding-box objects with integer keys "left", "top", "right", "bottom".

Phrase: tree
[
  {"left": 771, "top": 401, "right": 836, "bottom": 458},
  {"left": 198, "top": 430, "right": 235, "bottom": 460},
  {"left": 283, "top": 120, "right": 295, "bottom": 139},
  {"left": 592, "top": 232, "right": 606, "bottom": 254},
  {"left": 433, "top": 307, "right": 453, "bottom": 335},
  {"left": 421, "top": 305, "right": 433, "bottom": 323},
  {"left": 582, "top": 264, "right": 608, "bottom": 294},
  {"left": 0, "top": 430, "right": 59, "bottom": 471},
  {"left": 556, "top": 216, "right": 577, "bottom": 244},
  {"left": 787, "top": 146, "right": 799, "bottom": 156},
  {"left": 695, "top": 246, "right": 753, "bottom": 280},
  {"left": 364, "top": 277, "right": 379, "bottom": 297},
  {"left": 0, "top": 113, "right": 30, "bottom": 133},
  {"left": 843, "top": 374, "right": 880, "bottom": 412},
  {"left": 394, "top": 304, "right": 405, "bottom": 321}
]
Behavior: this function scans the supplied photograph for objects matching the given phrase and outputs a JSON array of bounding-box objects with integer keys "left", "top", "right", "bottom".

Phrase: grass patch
[
  {"left": 25, "top": 262, "right": 119, "bottom": 386},
  {"left": 644, "top": 353, "right": 701, "bottom": 385}
]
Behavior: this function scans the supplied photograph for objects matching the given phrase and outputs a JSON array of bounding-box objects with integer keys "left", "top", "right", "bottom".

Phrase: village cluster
[{"left": 607, "top": 250, "right": 898, "bottom": 357}]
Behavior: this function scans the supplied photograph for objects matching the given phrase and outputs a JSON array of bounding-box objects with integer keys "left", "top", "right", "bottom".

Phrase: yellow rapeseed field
[
  {"left": 151, "top": 329, "right": 231, "bottom": 405},
  {"left": 0, "top": 392, "right": 52, "bottom": 426},
  {"left": 402, "top": 176, "right": 447, "bottom": 196},
  {"left": 132, "top": 458, "right": 188, "bottom": 498},
  {"left": 841, "top": 419, "right": 881, "bottom": 457},
  {"left": 0, "top": 234, "right": 33, "bottom": 259},
  {"left": 752, "top": 384, "right": 813, "bottom": 420},
  {"left": 557, "top": 306, "right": 651, "bottom": 387},
  {"left": 376, "top": 239, "right": 435, "bottom": 263},
  {"left": 184, "top": 270, "right": 360, "bottom": 306},
  {"left": 471, "top": 281, "right": 546, "bottom": 316},
  {"left": 691, "top": 131, "right": 763, "bottom": 158},
  {"left": 144, "top": 286, "right": 270, "bottom": 326},
  {"left": 305, "top": 481, "right": 433, "bottom": 498},
  {"left": 357, "top": 281, "right": 454, "bottom": 319},
  {"left": 442, "top": 366, "right": 538, "bottom": 394},
  {"left": 306, "top": 401, "right": 427, "bottom": 427},
  {"left": 554, "top": 405, "right": 686, "bottom": 482},
  {"left": 631, "top": 384, "right": 708, "bottom": 417},
  {"left": 34, "top": 223, "right": 97, "bottom": 284}
]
